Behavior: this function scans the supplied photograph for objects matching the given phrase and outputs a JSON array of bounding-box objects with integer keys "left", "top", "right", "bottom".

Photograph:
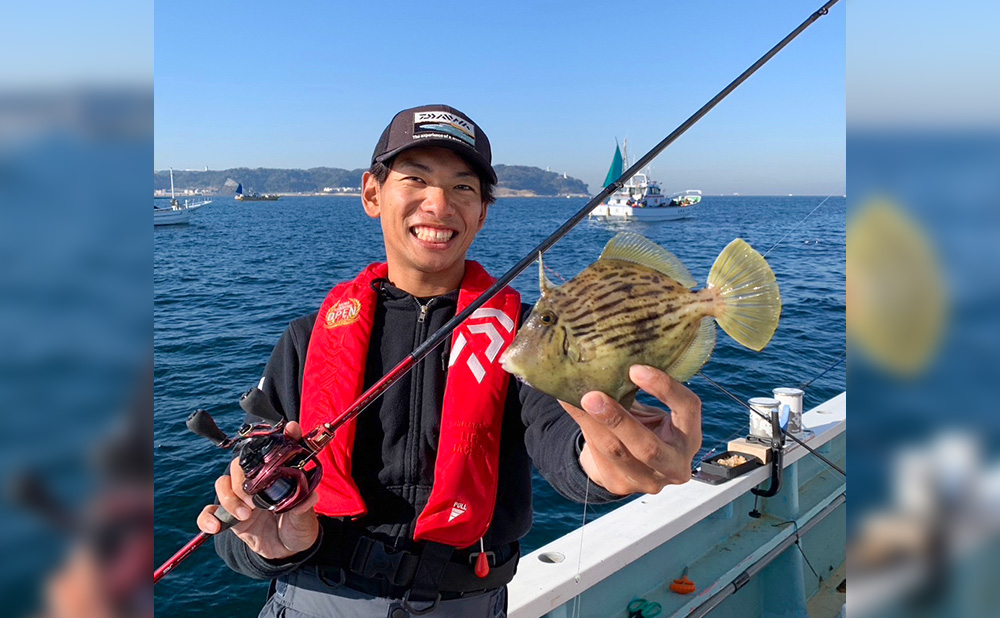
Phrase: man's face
[{"left": 362, "top": 147, "right": 488, "bottom": 292}]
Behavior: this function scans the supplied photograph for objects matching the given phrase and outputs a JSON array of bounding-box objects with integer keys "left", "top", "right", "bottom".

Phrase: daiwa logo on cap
[
  {"left": 324, "top": 298, "right": 362, "bottom": 329},
  {"left": 413, "top": 111, "right": 476, "bottom": 147}
]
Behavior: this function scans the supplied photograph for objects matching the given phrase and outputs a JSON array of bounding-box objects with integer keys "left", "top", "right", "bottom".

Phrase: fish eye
[{"left": 539, "top": 312, "right": 557, "bottom": 326}]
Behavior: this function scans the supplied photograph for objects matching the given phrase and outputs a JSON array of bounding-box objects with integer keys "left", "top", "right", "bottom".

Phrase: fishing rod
[
  {"left": 155, "top": 0, "right": 841, "bottom": 584},
  {"left": 698, "top": 372, "right": 847, "bottom": 478},
  {"left": 692, "top": 192, "right": 848, "bottom": 476}
]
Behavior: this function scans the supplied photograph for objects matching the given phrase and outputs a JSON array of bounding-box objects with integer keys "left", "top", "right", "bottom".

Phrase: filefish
[{"left": 499, "top": 232, "right": 781, "bottom": 408}]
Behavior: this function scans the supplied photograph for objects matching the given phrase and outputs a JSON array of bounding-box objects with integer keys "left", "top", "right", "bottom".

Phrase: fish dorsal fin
[
  {"left": 538, "top": 252, "right": 556, "bottom": 295},
  {"left": 600, "top": 232, "right": 696, "bottom": 288},
  {"left": 665, "top": 317, "right": 717, "bottom": 382}
]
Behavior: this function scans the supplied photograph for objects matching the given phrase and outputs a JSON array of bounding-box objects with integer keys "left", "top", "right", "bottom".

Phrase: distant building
[{"left": 321, "top": 186, "right": 360, "bottom": 194}]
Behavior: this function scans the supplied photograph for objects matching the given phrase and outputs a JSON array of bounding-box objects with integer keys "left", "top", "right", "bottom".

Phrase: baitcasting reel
[{"left": 185, "top": 386, "right": 322, "bottom": 513}]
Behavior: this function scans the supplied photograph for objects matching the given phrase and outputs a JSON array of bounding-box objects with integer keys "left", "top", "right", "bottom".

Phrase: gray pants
[{"left": 259, "top": 566, "right": 507, "bottom": 618}]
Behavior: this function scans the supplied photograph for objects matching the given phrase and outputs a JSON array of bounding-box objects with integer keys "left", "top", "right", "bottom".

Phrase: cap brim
[{"left": 375, "top": 139, "right": 498, "bottom": 185}]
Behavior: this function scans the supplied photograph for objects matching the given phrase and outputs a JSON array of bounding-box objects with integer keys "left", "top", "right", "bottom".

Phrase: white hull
[
  {"left": 590, "top": 203, "right": 694, "bottom": 221},
  {"left": 154, "top": 208, "right": 191, "bottom": 226},
  {"left": 153, "top": 198, "right": 212, "bottom": 227}
]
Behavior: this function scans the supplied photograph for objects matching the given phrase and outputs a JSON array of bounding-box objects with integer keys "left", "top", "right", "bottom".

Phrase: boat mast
[{"left": 169, "top": 168, "right": 177, "bottom": 205}]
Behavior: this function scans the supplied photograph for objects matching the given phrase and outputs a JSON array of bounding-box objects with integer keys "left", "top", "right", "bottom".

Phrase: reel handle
[
  {"left": 240, "top": 387, "right": 285, "bottom": 423},
  {"left": 186, "top": 410, "right": 229, "bottom": 445}
]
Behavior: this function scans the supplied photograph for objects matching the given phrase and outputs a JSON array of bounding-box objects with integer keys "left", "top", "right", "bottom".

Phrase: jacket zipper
[
  {"left": 406, "top": 295, "right": 436, "bottom": 531},
  {"left": 417, "top": 299, "right": 430, "bottom": 323}
]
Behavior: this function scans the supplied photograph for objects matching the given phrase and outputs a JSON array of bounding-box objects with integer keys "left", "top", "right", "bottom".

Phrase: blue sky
[
  {"left": 0, "top": 0, "right": 150, "bottom": 88},
  {"left": 154, "top": 1, "right": 845, "bottom": 195},
  {"left": 848, "top": 1, "right": 1000, "bottom": 129}
]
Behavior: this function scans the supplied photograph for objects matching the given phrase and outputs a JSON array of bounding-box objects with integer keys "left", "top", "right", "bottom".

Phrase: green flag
[{"left": 603, "top": 143, "right": 623, "bottom": 188}]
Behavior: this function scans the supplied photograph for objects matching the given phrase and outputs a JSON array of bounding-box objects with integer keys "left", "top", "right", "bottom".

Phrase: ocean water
[{"left": 154, "top": 195, "right": 845, "bottom": 616}]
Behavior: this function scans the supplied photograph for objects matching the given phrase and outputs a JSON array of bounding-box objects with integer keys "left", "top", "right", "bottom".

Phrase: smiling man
[
  {"left": 198, "top": 105, "right": 703, "bottom": 617},
  {"left": 363, "top": 146, "right": 489, "bottom": 296}
]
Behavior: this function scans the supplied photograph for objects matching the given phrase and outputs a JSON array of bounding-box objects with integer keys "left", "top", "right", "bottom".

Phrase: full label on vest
[{"left": 300, "top": 262, "right": 521, "bottom": 548}]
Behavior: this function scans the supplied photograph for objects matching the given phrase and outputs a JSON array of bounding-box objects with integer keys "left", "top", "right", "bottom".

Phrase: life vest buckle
[{"left": 350, "top": 536, "right": 408, "bottom": 584}]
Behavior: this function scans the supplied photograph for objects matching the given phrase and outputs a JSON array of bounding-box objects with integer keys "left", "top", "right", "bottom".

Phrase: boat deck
[{"left": 509, "top": 392, "right": 847, "bottom": 617}]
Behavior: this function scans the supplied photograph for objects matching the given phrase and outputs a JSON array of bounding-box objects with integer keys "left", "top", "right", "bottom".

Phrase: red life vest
[{"left": 299, "top": 261, "right": 521, "bottom": 548}]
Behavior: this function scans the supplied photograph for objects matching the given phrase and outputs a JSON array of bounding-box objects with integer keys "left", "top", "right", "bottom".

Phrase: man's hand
[
  {"left": 560, "top": 365, "right": 702, "bottom": 496},
  {"left": 196, "top": 421, "right": 320, "bottom": 560}
]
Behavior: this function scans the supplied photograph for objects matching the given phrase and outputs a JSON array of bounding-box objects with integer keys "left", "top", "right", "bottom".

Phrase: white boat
[
  {"left": 590, "top": 143, "right": 700, "bottom": 221},
  {"left": 508, "top": 389, "right": 847, "bottom": 617},
  {"left": 154, "top": 168, "right": 212, "bottom": 226},
  {"left": 670, "top": 189, "right": 703, "bottom": 207}
]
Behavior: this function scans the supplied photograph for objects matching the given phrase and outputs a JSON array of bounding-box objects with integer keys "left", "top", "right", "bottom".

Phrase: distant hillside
[
  {"left": 154, "top": 165, "right": 590, "bottom": 197},
  {"left": 153, "top": 167, "right": 367, "bottom": 194},
  {"left": 493, "top": 165, "right": 589, "bottom": 197}
]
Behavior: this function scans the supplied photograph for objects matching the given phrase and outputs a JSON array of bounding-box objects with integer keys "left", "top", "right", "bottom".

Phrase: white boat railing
[{"left": 509, "top": 391, "right": 847, "bottom": 617}]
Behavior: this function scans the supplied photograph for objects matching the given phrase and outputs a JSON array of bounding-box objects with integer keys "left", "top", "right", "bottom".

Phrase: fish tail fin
[{"left": 707, "top": 239, "right": 781, "bottom": 351}]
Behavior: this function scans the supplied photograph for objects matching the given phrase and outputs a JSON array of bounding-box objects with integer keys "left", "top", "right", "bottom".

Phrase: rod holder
[{"left": 751, "top": 410, "right": 785, "bottom": 500}]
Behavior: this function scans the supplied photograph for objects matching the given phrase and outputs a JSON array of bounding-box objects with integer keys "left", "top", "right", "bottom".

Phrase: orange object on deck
[{"left": 670, "top": 575, "right": 696, "bottom": 595}]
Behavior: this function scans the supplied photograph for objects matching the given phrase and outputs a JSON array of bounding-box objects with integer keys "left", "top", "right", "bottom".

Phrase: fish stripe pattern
[{"left": 500, "top": 233, "right": 781, "bottom": 408}]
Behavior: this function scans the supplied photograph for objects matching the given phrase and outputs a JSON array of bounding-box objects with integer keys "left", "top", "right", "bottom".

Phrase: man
[{"left": 197, "top": 104, "right": 702, "bottom": 617}]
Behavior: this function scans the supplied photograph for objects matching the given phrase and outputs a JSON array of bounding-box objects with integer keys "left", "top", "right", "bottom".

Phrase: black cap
[{"left": 371, "top": 104, "right": 497, "bottom": 184}]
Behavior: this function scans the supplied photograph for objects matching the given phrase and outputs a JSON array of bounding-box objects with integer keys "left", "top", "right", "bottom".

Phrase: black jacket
[{"left": 215, "top": 280, "right": 620, "bottom": 580}]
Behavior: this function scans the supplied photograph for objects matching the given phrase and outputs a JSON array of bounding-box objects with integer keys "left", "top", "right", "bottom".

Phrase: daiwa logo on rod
[{"left": 324, "top": 298, "right": 362, "bottom": 329}]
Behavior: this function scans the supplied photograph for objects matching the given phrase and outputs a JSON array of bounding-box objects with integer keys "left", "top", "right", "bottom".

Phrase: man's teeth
[{"left": 413, "top": 227, "right": 454, "bottom": 242}]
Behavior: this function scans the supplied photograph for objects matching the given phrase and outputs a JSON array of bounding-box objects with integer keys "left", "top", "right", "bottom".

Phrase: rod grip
[{"left": 213, "top": 504, "right": 240, "bottom": 532}]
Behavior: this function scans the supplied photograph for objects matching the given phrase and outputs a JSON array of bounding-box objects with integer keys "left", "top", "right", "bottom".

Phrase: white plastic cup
[
  {"left": 773, "top": 387, "right": 804, "bottom": 434},
  {"left": 748, "top": 397, "right": 780, "bottom": 439}
]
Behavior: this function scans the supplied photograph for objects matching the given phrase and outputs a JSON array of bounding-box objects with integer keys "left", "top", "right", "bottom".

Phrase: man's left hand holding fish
[{"left": 559, "top": 364, "right": 701, "bottom": 496}]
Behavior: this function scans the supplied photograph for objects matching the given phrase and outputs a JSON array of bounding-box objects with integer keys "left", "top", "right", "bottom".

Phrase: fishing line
[
  {"left": 699, "top": 187, "right": 844, "bottom": 469},
  {"left": 569, "top": 478, "right": 591, "bottom": 618},
  {"left": 543, "top": 261, "right": 569, "bottom": 284},
  {"left": 697, "top": 372, "right": 846, "bottom": 478},
  {"left": 257, "top": 0, "right": 845, "bottom": 473},
  {"left": 772, "top": 520, "right": 820, "bottom": 580},
  {"left": 292, "top": 0, "right": 845, "bottom": 452},
  {"left": 761, "top": 193, "right": 838, "bottom": 259},
  {"left": 798, "top": 350, "right": 846, "bottom": 390},
  {"left": 692, "top": 342, "right": 847, "bottom": 468},
  {"left": 692, "top": 350, "right": 847, "bottom": 468},
  {"left": 796, "top": 539, "right": 820, "bottom": 581},
  {"left": 155, "top": 0, "right": 843, "bottom": 584}
]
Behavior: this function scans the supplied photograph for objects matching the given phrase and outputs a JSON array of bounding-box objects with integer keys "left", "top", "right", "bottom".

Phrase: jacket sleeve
[
  {"left": 213, "top": 315, "right": 318, "bottom": 579},
  {"left": 514, "top": 303, "right": 625, "bottom": 505},
  {"left": 258, "top": 313, "right": 316, "bottom": 424},
  {"left": 518, "top": 381, "right": 624, "bottom": 505}
]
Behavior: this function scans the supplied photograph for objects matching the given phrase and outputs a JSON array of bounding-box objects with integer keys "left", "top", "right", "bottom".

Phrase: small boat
[
  {"left": 235, "top": 183, "right": 279, "bottom": 201},
  {"left": 155, "top": 169, "right": 212, "bottom": 226},
  {"left": 669, "top": 189, "right": 702, "bottom": 207},
  {"left": 590, "top": 143, "right": 700, "bottom": 222}
]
